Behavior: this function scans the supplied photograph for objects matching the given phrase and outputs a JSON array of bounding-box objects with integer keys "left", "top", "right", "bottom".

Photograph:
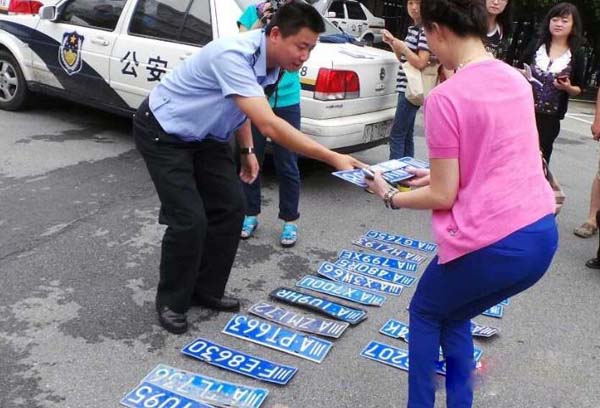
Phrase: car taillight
[
  {"left": 9, "top": 0, "right": 43, "bottom": 14},
  {"left": 314, "top": 68, "right": 360, "bottom": 101}
]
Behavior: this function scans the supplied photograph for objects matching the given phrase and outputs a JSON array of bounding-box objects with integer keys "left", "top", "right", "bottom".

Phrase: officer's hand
[
  {"left": 240, "top": 154, "right": 259, "bottom": 184},
  {"left": 331, "top": 153, "right": 366, "bottom": 171}
]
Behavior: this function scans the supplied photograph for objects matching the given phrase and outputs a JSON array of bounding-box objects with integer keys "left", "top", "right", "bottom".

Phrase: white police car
[
  {"left": 316, "top": 0, "right": 385, "bottom": 46},
  {"left": 0, "top": 0, "right": 398, "bottom": 152}
]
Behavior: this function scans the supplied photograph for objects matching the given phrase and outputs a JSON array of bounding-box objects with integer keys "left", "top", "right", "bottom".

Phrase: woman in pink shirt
[{"left": 365, "top": 0, "right": 558, "bottom": 406}]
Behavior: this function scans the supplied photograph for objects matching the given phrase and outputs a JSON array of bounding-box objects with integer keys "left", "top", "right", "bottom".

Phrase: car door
[
  {"left": 32, "top": 0, "right": 129, "bottom": 108},
  {"left": 344, "top": 1, "right": 368, "bottom": 38},
  {"left": 109, "top": 0, "right": 213, "bottom": 110},
  {"left": 326, "top": 0, "right": 346, "bottom": 31}
]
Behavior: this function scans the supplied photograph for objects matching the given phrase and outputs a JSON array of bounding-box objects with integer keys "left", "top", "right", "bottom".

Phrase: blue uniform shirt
[{"left": 149, "top": 30, "right": 280, "bottom": 142}]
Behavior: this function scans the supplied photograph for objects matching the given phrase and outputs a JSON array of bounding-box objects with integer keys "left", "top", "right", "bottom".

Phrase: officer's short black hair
[{"left": 265, "top": 1, "right": 326, "bottom": 38}]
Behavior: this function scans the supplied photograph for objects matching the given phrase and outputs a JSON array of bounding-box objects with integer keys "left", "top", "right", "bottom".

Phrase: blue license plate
[
  {"left": 398, "top": 156, "right": 430, "bottom": 169},
  {"left": 338, "top": 249, "right": 419, "bottom": 273},
  {"left": 471, "top": 321, "right": 499, "bottom": 337},
  {"left": 140, "top": 364, "right": 268, "bottom": 408},
  {"left": 121, "top": 382, "right": 213, "bottom": 408},
  {"left": 500, "top": 298, "right": 510, "bottom": 306},
  {"left": 181, "top": 338, "right": 297, "bottom": 385},
  {"left": 361, "top": 341, "right": 481, "bottom": 377},
  {"left": 296, "top": 275, "right": 386, "bottom": 306},
  {"left": 317, "top": 262, "right": 403, "bottom": 296},
  {"left": 352, "top": 236, "right": 428, "bottom": 264},
  {"left": 483, "top": 304, "right": 504, "bottom": 318},
  {"left": 249, "top": 301, "right": 349, "bottom": 338},
  {"left": 365, "top": 230, "right": 438, "bottom": 253},
  {"left": 269, "top": 287, "right": 367, "bottom": 325},
  {"left": 333, "top": 259, "right": 416, "bottom": 287},
  {"left": 379, "top": 319, "right": 410, "bottom": 341},
  {"left": 222, "top": 314, "right": 332, "bottom": 364}
]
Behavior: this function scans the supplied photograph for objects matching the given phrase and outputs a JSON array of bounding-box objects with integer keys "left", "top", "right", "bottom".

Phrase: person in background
[
  {"left": 519, "top": 2, "right": 584, "bottom": 164},
  {"left": 134, "top": 2, "right": 361, "bottom": 335},
  {"left": 238, "top": 1, "right": 302, "bottom": 247},
  {"left": 576, "top": 87, "right": 600, "bottom": 241},
  {"left": 485, "top": 0, "right": 512, "bottom": 59},
  {"left": 381, "top": 0, "right": 431, "bottom": 160},
  {"left": 364, "top": 0, "right": 558, "bottom": 405}
]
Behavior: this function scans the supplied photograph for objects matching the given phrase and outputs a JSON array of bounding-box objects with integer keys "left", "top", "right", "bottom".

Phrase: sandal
[
  {"left": 585, "top": 258, "right": 600, "bottom": 269},
  {"left": 240, "top": 216, "right": 258, "bottom": 239},
  {"left": 280, "top": 223, "right": 298, "bottom": 247},
  {"left": 573, "top": 222, "right": 598, "bottom": 238}
]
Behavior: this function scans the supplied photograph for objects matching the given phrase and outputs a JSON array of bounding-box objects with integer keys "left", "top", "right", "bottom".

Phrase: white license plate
[{"left": 363, "top": 120, "right": 392, "bottom": 143}]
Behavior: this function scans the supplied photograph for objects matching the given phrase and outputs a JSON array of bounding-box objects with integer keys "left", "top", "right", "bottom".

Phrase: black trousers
[
  {"left": 536, "top": 113, "right": 561, "bottom": 164},
  {"left": 133, "top": 99, "right": 245, "bottom": 313}
]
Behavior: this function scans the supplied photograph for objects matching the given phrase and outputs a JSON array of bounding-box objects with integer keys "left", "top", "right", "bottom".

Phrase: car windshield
[{"left": 233, "top": 0, "right": 341, "bottom": 35}]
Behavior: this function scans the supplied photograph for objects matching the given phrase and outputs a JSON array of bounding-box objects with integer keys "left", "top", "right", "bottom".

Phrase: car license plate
[
  {"left": 352, "top": 236, "right": 428, "bottom": 264},
  {"left": 338, "top": 249, "right": 419, "bottom": 272},
  {"left": 181, "top": 338, "right": 298, "bottom": 385},
  {"left": 363, "top": 120, "right": 392, "bottom": 143},
  {"left": 317, "top": 262, "right": 403, "bottom": 296},
  {"left": 222, "top": 314, "right": 332, "bottom": 364},
  {"left": 139, "top": 364, "right": 268, "bottom": 408},
  {"left": 365, "top": 230, "right": 438, "bottom": 253},
  {"left": 121, "top": 382, "right": 213, "bottom": 408},
  {"left": 249, "top": 301, "right": 349, "bottom": 338},
  {"left": 398, "top": 156, "right": 430, "bottom": 169},
  {"left": 500, "top": 298, "right": 510, "bottom": 306},
  {"left": 379, "top": 319, "right": 410, "bottom": 341},
  {"left": 333, "top": 259, "right": 416, "bottom": 287},
  {"left": 482, "top": 304, "right": 504, "bottom": 318},
  {"left": 471, "top": 321, "right": 499, "bottom": 338},
  {"left": 269, "top": 287, "right": 367, "bottom": 325},
  {"left": 296, "top": 275, "right": 386, "bottom": 306},
  {"left": 361, "top": 341, "right": 481, "bottom": 376}
]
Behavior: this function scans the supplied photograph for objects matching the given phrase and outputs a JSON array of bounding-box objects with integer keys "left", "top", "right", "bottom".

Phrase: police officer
[{"left": 134, "top": 1, "right": 362, "bottom": 334}]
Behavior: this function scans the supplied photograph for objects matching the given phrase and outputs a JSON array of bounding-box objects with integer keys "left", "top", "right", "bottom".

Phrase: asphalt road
[{"left": 1, "top": 98, "right": 599, "bottom": 408}]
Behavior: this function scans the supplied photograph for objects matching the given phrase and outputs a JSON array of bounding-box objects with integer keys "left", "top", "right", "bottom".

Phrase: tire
[
  {"left": 362, "top": 34, "right": 374, "bottom": 47},
  {"left": 0, "top": 50, "right": 29, "bottom": 111}
]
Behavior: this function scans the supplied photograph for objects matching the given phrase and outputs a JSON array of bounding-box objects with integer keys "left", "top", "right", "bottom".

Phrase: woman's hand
[
  {"left": 553, "top": 76, "right": 571, "bottom": 91},
  {"left": 404, "top": 167, "right": 430, "bottom": 187},
  {"left": 381, "top": 29, "right": 396, "bottom": 46},
  {"left": 364, "top": 171, "right": 391, "bottom": 199}
]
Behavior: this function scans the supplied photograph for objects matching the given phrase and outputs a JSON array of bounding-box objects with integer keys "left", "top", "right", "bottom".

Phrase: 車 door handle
[{"left": 91, "top": 37, "right": 110, "bottom": 46}]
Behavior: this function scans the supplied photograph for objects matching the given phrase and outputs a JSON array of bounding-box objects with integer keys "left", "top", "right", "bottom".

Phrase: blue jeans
[
  {"left": 389, "top": 92, "right": 420, "bottom": 159},
  {"left": 243, "top": 104, "right": 301, "bottom": 222},
  {"left": 408, "top": 214, "right": 558, "bottom": 408}
]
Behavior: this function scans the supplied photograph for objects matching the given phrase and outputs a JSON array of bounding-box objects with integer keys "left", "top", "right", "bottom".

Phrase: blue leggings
[{"left": 408, "top": 214, "right": 558, "bottom": 408}]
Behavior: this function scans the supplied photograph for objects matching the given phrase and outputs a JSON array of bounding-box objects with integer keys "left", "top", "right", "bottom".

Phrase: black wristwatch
[{"left": 240, "top": 147, "right": 255, "bottom": 155}]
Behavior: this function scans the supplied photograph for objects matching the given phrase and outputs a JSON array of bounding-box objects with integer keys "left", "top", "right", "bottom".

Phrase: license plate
[
  {"left": 381, "top": 168, "right": 414, "bottom": 184},
  {"left": 338, "top": 249, "right": 419, "bottom": 273},
  {"left": 249, "top": 301, "right": 349, "bottom": 338},
  {"left": 296, "top": 275, "right": 386, "bottom": 306},
  {"left": 140, "top": 364, "right": 268, "bottom": 408},
  {"left": 379, "top": 319, "right": 410, "bottom": 341},
  {"left": 471, "top": 321, "right": 499, "bottom": 338},
  {"left": 363, "top": 120, "right": 392, "bottom": 143},
  {"left": 365, "top": 230, "right": 438, "bottom": 253},
  {"left": 333, "top": 259, "right": 416, "bottom": 287},
  {"left": 222, "top": 314, "right": 332, "bottom": 364},
  {"left": 500, "top": 298, "right": 510, "bottom": 306},
  {"left": 317, "top": 262, "right": 403, "bottom": 296},
  {"left": 361, "top": 341, "right": 481, "bottom": 376},
  {"left": 352, "top": 237, "right": 428, "bottom": 264},
  {"left": 181, "top": 338, "right": 298, "bottom": 385},
  {"left": 121, "top": 382, "right": 213, "bottom": 408},
  {"left": 269, "top": 287, "right": 367, "bottom": 325},
  {"left": 482, "top": 304, "right": 504, "bottom": 318},
  {"left": 398, "top": 156, "right": 430, "bottom": 169}
]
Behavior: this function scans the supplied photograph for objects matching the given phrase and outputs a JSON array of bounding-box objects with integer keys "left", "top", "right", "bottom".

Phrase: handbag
[{"left": 402, "top": 61, "right": 440, "bottom": 106}]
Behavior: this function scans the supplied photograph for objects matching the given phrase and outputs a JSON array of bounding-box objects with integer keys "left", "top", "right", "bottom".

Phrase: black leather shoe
[
  {"left": 585, "top": 258, "right": 600, "bottom": 269},
  {"left": 192, "top": 294, "right": 240, "bottom": 312},
  {"left": 156, "top": 305, "right": 188, "bottom": 334}
]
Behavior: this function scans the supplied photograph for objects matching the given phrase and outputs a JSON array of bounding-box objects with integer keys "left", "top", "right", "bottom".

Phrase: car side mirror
[
  {"left": 39, "top": 5, "right": 58, "bottom": 21},
  {"left": 327, "top": 11, "right": 336, "bottom": 18}
]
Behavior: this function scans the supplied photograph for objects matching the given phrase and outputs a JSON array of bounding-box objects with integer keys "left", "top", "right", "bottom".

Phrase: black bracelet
[{"left": 240, "top": 147, "right": 255, "bottom": 155}]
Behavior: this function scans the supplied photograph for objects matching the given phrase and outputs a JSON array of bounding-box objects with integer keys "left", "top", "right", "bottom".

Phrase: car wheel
[
  {"left": 362, "top": 34, "right": 374, "bottom": 47},
  {"left": 0, "top": 50, "right": 29, "bottom": 111}
]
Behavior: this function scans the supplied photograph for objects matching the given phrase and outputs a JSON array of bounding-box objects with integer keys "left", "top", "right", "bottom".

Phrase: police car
[{"left": 0, "top": 0, "right": 398, "bottom": 152}]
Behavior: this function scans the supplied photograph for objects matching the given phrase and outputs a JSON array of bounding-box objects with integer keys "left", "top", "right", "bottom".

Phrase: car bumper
[{"left": 301, "top": 107, "right": 396, "bottom": 152}]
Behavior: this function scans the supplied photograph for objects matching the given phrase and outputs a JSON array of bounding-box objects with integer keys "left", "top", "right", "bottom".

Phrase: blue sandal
[
  {"left": 241, "top": 216, "right": 258, "bottom": 239},
  {"left": 280, "top": 223, "right": 298, "bottom": 247}
]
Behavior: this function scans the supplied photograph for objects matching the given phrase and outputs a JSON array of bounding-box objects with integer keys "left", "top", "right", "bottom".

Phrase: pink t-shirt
[{"left": 424, "top": 59, "right": 555, "bottom": 264}]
